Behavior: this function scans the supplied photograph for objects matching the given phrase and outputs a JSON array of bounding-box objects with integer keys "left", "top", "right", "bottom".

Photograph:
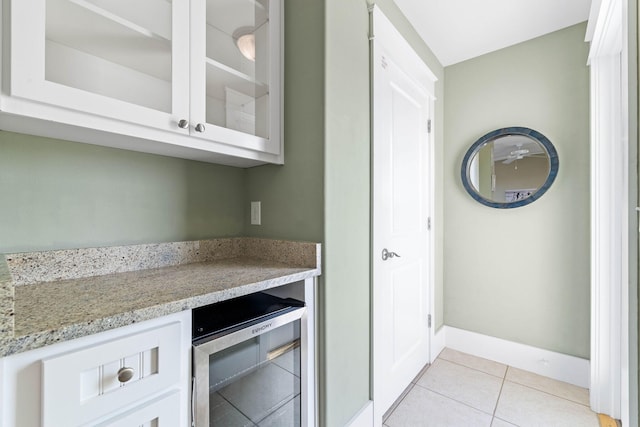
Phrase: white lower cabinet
[{"left": 0, "top": 311, "right": 191, "bottom": 427}]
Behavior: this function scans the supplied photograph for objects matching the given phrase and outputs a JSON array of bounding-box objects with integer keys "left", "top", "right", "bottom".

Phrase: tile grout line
[
  {"left": 503, "top": 377, "right": 592, "bottom": 408},
  {"left": 443, "top": 354, "right": 591, "bottom": 408},
  {"left": 412, "top": 361, "right": 432, "bottom": 383},
  {"left": 383, "top": 361, "right": 431, "bottom": 424},
  {"left": 416, "top": 353, "right": 595, "bottom": 426},
  {"left": 411, "top": 381, "right": 497, "bottom": 418},
  {"left": 491, "top": 366, "right": 509, "bottom": 424},
  {"left": 383, "top": 382, "right": 415, "bottom": 422},
  {"left": 438, "top": 356, "right": 508, "bottom": 380},
  {"left": 410, "top": 356, "right": 509, "bottom": 419}
]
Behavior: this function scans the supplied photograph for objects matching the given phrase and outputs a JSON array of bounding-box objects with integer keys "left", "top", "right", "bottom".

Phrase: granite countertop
[{"left": 0, "top": 238, "right": 321, "bottom": 357}]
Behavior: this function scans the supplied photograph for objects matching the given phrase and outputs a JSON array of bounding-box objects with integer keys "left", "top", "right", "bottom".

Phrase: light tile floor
[{"left": 384, "top": 348, "right": 600, "bottom": 427}]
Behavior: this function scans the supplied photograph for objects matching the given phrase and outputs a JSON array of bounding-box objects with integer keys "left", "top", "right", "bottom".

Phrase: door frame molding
[
  {"left": 587, "top": 0, "right": 631, "bottom": 423},
  {"left": 369, "top": 6, "right": 437, "bottom": 425}
]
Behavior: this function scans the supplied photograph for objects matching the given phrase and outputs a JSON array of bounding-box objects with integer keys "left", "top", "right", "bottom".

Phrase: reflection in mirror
[
  {"left": 469, "top": 135, "right": 550, "bottom": 202},
  {"left": 461, "top": 127, "right": 558, "bottom": 208}
]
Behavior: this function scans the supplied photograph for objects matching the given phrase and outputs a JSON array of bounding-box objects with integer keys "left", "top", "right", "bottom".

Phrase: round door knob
[
  {"left": 195, "top": 123, "right": 206, "bottom": 133},
  {"left": 178, "top": 119, "right": 189, "bottom": 129},
  {"left": 117, "top": 367, "right": 135, "bottom": 383}
]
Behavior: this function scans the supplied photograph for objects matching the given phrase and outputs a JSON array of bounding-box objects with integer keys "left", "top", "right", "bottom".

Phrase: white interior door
[{"left": 372, "top": 8, "right": 435, "bottom": 424}]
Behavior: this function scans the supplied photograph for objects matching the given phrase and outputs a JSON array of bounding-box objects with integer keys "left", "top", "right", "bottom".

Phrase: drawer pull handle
[
  {"left": 178, "top": 119, "right": 189, "bottom": 129},
  {"left": 195, "top": 123, "right": 206, "bottom": 133},
  {"left": 117, "top": 367, "right": 135, "bottom": 383}
]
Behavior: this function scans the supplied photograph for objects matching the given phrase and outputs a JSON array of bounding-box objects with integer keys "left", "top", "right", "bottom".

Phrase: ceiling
[{"left": 393, "top": 0, "right": 593, "bottom": 66}]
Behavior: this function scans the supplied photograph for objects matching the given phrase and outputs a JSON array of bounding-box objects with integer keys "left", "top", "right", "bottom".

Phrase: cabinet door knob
[
  {"left": 178, "top": 119, "right": 189, "bottom": 129},
  {"left": 195, "top": 123, "right": 206, "bottom": 133},
  {"left": 117, "top": 367, "right": 135, "bottom": 383}
]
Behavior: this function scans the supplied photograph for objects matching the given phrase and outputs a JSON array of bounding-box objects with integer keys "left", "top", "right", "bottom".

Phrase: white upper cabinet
[
  {"left": 191, "top": 0, "right": 281, "bottom": 155},
  {"left": 1, "top": 0, "right": 283, "bottom": 166}
]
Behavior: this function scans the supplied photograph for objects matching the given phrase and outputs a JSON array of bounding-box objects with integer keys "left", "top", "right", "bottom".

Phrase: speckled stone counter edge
[
  {"left": 0, "top": 237, "right": 321, "bottom": 356},
  {"left": 2, "top": 269, "right": 316, "bottom": 357},
  {"left": 0, "top": 257, "right": 14, "bottom": 352},
  {"left": 6, "top": 237, "right": 320, "bottom": 286}
]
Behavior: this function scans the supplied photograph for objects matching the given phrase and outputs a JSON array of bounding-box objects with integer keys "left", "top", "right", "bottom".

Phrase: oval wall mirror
[{"left": 461, "top": 127, "right": 559, "bottom": 208}]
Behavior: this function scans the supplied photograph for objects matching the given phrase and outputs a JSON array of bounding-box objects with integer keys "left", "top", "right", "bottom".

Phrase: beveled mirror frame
[{"left": 461, "top": 127, "right": 559, "bottom": 209}]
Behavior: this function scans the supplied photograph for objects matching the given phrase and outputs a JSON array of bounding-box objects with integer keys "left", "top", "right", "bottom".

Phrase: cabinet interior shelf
[
  {"left": 46, "top": 0, "right": 173, "bottom": 83},
  {"left": 67, "top": 0, "right": 171, "bottom": 42},
  {"left": 205, "top": 57, "right": 268, "bottom": 99}
]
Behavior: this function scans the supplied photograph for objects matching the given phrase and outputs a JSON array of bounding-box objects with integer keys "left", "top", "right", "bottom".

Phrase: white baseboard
[
  {"left": 444, "top": 326, "right": 590, "bottom": 388},
  {"left": 346, "top": 401, "right": 374, "bottom": 427},
  {"left": 431, "top": 325, "right": 446, "bottom": 362}
]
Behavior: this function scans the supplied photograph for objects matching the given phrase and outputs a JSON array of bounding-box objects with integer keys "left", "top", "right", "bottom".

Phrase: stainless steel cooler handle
[
  {"left": 191, "top": 376, "right": 196, "bottom": 427},
  {"left": 193, "top": 306, "right": 305, "bottom": 355}
]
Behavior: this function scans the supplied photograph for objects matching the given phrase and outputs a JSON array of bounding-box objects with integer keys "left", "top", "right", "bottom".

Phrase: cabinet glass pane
[
  {"left": 45, "top": 0, "right": 173, "bottom": 112},
  {"left": 206, "top": 0, "right": 270, "bottom": 138}
]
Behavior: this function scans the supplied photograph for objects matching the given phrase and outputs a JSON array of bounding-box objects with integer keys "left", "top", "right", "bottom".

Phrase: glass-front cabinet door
[
  {"left": 9, "top": 0, "right": 190, "bottom": 133},
  {"left": 6, "top": 0, "right": 283, "bottom": 163},
  {"left": 190, "top": 0, "right": 282, "bottom": 156}
]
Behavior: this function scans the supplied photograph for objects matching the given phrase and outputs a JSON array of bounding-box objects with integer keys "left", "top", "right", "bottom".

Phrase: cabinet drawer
[
  {"left": 93, "top": 391, "right": 181, "bottom": 427},
  {"left": 41, "top": 322, "right": 182, "bottom": 427}
]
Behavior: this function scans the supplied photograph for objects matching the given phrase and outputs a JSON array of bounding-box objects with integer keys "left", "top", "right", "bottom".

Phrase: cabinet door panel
[
  {"left": 41, "top": 322, "right": 182, "bottom": 427},
  {"left": 9, "top": 0, "right": 190, "bottom": 133},
  {"left": 93, "top": 391, "right": 181, "bottom": 427},
  {"left": 190, "top": 0, "right": 282, "bottom": 156}
]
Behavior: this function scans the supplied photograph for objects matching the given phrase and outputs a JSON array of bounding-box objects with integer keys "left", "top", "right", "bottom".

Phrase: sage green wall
[
  {"left": 322, "top": 1, "right": 370, "bottom": 425},
  {"left": 444, "top": 23, "right": 591, "bottom": 358},
  {"left": 0, "top": 131, "right": 245, "bottom": 253},
  {"left": 242, "top": 0, "right": 324, "bottom": 243},
  {"left": 240, "top": 0, "right": 329, "bottom": 420},
  {"left": 321, "top": 1, "right": 444, "bottom": 423},
  {"left": 244, "top": 0, "right": 443, "bottom": 424}
]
